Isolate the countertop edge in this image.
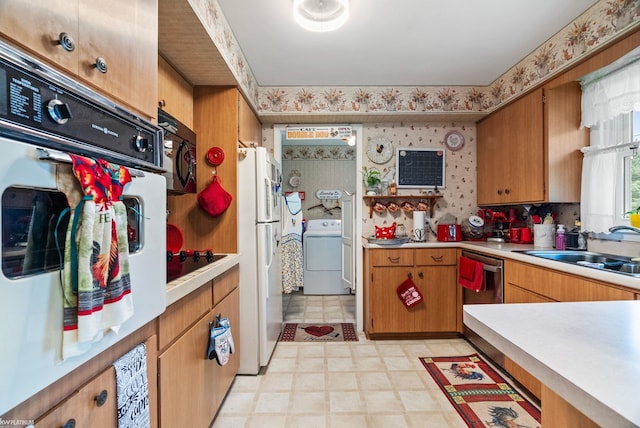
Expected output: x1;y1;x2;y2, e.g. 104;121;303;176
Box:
165;253;240;306
463;302;640;428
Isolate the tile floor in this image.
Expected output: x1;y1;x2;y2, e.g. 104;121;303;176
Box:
213;292;476;428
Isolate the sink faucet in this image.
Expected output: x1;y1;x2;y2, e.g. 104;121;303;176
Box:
608;225;640;234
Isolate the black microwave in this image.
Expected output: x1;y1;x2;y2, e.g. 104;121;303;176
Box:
158;109;196;193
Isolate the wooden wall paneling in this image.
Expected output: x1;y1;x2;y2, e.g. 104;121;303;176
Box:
176;86;237;254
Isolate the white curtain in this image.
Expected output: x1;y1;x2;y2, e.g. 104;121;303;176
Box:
581;54;640;128
580;52;640;233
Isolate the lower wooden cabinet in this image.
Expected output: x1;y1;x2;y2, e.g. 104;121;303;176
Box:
158;265;239;427
505;260;637;302
502;258;636;401
35;335;157;428
365;248;459;338
35;366;117;428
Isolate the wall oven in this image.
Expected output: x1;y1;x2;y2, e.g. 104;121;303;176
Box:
0;40;166;415
461;250;505;368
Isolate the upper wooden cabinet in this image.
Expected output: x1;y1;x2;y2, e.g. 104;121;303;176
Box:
158;55;193;128
0;0;158;119
477;83;587;206
238;95;262;147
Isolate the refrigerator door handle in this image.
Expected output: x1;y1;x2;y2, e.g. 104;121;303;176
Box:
264;223;274;299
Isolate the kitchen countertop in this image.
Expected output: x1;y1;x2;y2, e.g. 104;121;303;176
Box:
166;253;240;306
362;238;640;292
464;301;640;427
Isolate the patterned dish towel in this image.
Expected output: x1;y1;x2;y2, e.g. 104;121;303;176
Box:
62;155;134;359
113;343;150;428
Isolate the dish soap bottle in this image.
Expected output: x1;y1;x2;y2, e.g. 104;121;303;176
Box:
555;224;566;250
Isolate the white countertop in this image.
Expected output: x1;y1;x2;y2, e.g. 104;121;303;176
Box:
362;238;640;291
166;253;240;306
464;301;640;427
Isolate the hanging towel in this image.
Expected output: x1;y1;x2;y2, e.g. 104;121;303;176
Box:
281;193;303;293
62;155;134;359
113;343;150;428
458;256;485;292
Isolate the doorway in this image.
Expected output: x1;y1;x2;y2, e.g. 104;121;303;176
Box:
274;125;363;330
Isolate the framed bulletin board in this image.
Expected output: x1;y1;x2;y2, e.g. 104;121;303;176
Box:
396;148;445;189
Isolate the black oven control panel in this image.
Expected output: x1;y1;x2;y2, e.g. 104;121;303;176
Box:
0;41;163;172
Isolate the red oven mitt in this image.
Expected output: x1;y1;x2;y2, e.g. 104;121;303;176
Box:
396;277;424;309
197;175;232;217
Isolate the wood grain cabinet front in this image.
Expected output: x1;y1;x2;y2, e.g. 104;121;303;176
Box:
34;334;157;428
157;265;239;428
35;367;117;428
365;248;459;338
0;0;158;119
477;83;587;206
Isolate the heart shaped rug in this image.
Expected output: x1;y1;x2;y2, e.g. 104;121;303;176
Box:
279;323;358;342
304;325;334;337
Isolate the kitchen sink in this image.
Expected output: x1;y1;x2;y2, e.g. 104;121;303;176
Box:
517;250;640;278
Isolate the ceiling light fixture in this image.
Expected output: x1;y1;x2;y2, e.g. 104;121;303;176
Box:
293;0;349;33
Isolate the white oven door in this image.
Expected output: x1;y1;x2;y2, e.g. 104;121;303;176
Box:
0;138;166;415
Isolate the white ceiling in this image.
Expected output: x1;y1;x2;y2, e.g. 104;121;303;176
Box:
217;0;598;87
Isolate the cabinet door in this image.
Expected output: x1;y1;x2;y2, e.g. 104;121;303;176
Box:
212;287;240;408
413;266;457;332
158;55;194;128
238;95;261;147
477;89;545;205
79;0;158;118
368;266;415;333
158;312;218;428
35;367;117;428
0;0;79;74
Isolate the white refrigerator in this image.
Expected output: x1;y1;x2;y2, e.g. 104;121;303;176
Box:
237;147;283;375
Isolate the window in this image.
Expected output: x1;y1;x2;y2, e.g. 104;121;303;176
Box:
589;110;640;223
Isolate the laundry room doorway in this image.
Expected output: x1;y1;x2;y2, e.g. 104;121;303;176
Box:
274;125;363;331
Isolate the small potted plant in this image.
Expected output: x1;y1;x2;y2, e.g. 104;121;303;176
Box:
362;167;382;195
627;207;640;227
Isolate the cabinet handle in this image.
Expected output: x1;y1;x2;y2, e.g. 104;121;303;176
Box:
431;255;443;263
95;389;108;407
58;32;75;52
387;256;400;264
504;188;511;195
62;419;76;428
418;271;424;279
407;272;412;279
94;57;108;73
497;189;503;195
159;99;166;108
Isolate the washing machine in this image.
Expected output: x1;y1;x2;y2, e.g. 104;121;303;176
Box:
303;219;350;295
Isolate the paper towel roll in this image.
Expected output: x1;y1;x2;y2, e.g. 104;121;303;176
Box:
413;211;426;241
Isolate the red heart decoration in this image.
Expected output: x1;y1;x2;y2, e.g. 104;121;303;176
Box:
304;325;334;337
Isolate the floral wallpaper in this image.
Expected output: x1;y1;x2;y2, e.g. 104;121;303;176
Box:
282;145;356;161
190;0;640;117
358;124;478;238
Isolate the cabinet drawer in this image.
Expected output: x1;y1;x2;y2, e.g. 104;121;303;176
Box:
370;249;414;266
213;265;239;306
36;367;117;428
415;248;456;266
505;260;636;302
158;282;213;350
